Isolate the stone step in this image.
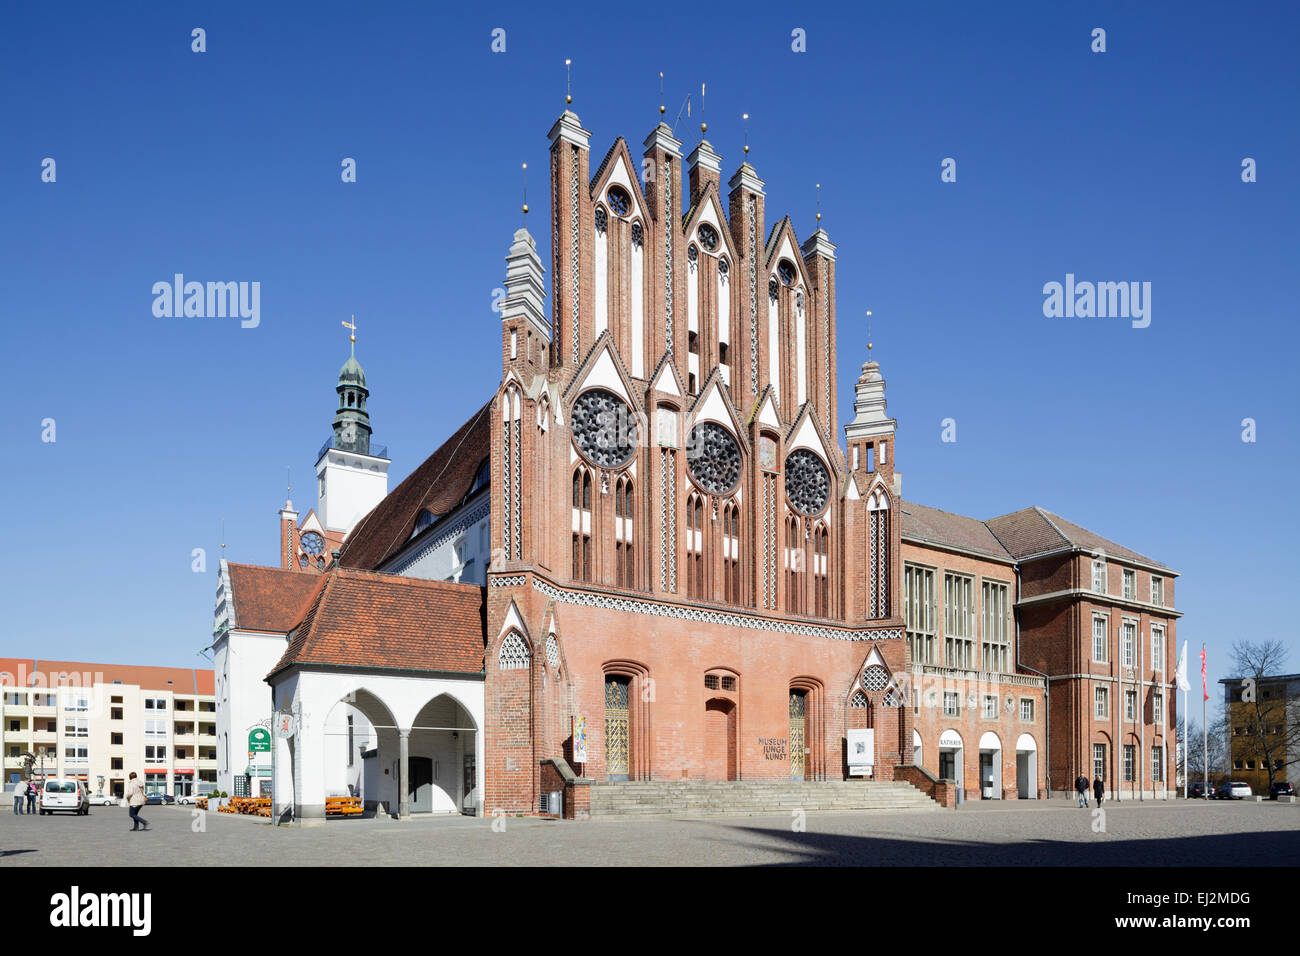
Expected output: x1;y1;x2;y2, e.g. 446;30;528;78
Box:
588;779;941;816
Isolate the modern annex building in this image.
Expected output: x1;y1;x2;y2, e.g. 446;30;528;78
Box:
216;108;1183;821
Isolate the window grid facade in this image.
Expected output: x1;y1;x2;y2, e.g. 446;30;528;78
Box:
981;579;1011;673
904;565;936;665
943;573;974;669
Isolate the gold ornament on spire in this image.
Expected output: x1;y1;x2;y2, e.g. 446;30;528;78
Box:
816;183;822;222
659;72;665;115
343;314;357;356
699;82;707;134
743;113;750;154
521;162;529;215
866;310;873;353
565;59;572;105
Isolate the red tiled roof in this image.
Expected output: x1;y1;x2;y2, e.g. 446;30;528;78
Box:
266;568;486;681
338;398;494;570
901;501;1013;562
985;506;1173;571
227;563;328;633
0;658;213;695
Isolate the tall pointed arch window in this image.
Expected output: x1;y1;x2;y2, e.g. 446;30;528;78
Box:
686;492;705;600
813;522;829;617
867;488;890;618
722;501;741;605
615;475;635;589
572;467;593;582
786;515;804;615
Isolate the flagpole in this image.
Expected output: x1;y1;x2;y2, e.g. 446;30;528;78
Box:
1201;642;1208;799
1182;683;1187;799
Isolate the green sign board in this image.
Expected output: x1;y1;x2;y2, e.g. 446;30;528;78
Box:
248;728;272;753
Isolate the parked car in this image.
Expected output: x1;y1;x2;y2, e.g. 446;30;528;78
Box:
1214;781;1253;800
39;779;89;815
88;793;120;806
176;793;198;805
1269;781;1294;800
144;792;176;806
1188;781;1213;799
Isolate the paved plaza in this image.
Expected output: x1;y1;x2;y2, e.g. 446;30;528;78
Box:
2;799;1296;867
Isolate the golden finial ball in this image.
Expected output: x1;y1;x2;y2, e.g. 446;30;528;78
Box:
659;104;666;114
700;122;707;134
743;144;749;154
522;203;529;214
867;342;873;350
816;212;821;221
566;94;572;104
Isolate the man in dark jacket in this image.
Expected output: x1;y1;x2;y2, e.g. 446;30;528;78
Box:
1093;775;1105;806
1075;772;1090;807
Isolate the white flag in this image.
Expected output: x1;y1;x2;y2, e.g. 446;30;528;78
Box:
1175;640;1190;692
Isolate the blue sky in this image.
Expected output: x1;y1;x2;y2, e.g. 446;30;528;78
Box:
2;1;1296;696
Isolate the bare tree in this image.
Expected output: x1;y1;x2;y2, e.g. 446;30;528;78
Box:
1227;640;1298;793
1176;708;1227;786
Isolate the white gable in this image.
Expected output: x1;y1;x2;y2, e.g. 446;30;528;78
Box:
497;600;530;644
692;197;727;257
576;343;630;403
690;378;738;432
603;153;644;222
298;511;324;535
652;359;680;396
756;392;780;429
788;413;831;461
775;234;804;285
861;647;888;671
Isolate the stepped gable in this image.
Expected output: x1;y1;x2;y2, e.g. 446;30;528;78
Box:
337;398;494;570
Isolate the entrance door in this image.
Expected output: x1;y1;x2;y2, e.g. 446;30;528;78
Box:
789;691;807;780
980;752;994;798
605;677;630;781
409;756;433;813
704;699;737;780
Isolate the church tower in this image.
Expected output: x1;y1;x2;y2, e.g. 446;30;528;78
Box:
315;327;390;536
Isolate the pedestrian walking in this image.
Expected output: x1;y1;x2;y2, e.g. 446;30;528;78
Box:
25;779;36;814
126;772;148;831
12;780;26;815
1093;775;1105;807
1075;772;1090;808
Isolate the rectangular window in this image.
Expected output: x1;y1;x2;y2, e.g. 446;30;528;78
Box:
943;573;974;669
1092;558;1107;594
347;715;354;768
1095;686;1108;719
1153;691;1163;724
1123;744;1135;782
145;719;167;738
904;565;936;665
110;757;123;770
1093;743;1106;781
943;691;960;717
1121;621;1136;667
982;695;997;719
1092;616;1108;663
1150;576;1164;606
111;707;123;721
66;718;89;738
144;745;167;764
1151;746;1163;782
144;698;168;712
1020;698;1034;722
1122;568;1136;600
980;579;1012;673
64;746;89;763
1151;626;1164;674
1125;689;1137;721
64;692;90;713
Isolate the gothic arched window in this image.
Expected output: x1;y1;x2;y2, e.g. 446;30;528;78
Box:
786;515;804;615
616;475;635;589
572;467;593;582
686;492;705;600
813;522;829;617
867;488;890;619
499;631;530;671
723;501;741;605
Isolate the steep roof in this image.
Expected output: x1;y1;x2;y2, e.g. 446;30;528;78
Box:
266;568;486;681
227;563;327;633
985;506;1174;571
338;398;494;570
0;658;214;695
901;501;1013;562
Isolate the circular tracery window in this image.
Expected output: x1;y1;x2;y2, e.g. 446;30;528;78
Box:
571;389;638;468
778;260;797;286
785;449;830;514
607;186;631;217
686;421;741;495
697;223;719;252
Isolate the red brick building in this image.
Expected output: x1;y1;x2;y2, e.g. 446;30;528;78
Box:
225;107;1181;819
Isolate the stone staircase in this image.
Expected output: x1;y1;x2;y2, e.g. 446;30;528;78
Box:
589;779;942;818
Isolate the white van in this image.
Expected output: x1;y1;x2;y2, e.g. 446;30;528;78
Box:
40;779;90;815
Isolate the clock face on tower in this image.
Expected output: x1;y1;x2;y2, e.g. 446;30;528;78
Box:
301;532;325;555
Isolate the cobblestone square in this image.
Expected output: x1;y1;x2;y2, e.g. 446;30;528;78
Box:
2;800;1295;867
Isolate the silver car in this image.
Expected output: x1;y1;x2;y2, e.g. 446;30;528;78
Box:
39;779;90;815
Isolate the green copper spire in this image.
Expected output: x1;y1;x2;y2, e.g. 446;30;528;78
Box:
332;317;371;455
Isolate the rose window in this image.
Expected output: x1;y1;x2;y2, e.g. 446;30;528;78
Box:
571;389;637;469
784;449;829;515
686;421;741;495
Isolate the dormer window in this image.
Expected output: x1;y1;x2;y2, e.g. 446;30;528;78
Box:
414;509;438;533
471;458;491;493
606;185;631;217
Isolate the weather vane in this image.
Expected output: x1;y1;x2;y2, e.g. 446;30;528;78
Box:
342;314;357;355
